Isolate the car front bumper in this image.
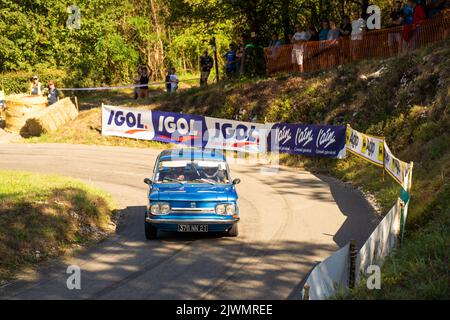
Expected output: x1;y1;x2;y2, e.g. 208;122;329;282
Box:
145;215;239;232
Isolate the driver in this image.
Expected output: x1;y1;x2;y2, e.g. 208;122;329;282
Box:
167;166;186;181
203;166;226;183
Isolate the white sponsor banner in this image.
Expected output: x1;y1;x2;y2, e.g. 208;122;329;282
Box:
302;244;350;300
355;201;400;282
204;116;269;153
346;126;384;167
102;105;154;140
383;142;412;190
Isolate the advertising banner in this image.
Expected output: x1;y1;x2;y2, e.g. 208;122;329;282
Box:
151;110;207;148
101;105;154;140
204;116;269;153
268;123;346;158
383;142;412;190
346;126;384;166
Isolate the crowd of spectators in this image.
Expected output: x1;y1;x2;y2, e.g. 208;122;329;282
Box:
265;0;448;70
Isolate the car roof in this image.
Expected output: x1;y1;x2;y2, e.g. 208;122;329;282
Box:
159;148;226;161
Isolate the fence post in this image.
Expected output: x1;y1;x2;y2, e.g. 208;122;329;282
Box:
302;284;310;300
349;239;357;288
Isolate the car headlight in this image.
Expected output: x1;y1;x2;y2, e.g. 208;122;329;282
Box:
216;204;236;215
225;204;236;215
160;203;171;214
150;202;171;215
215;204;226;215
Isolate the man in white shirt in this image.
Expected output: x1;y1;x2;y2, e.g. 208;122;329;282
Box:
350;10;365;60
291;24;311;72
169;68;179;92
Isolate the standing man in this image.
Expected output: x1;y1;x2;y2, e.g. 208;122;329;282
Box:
224;44;237;78
139;66;149;98
165;68;172;93
169;68;179;93
199;49;214;87
30;75;42;96
46;80;60;105
388;1;404;55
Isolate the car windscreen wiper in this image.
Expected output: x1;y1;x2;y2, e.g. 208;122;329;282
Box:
194;178;216;185
162;177;185;184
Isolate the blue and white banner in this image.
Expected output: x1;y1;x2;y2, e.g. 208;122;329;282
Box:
204;117;269;153
151;110;206;148
101;104;346;157
102;104;154;140
267;123;347;158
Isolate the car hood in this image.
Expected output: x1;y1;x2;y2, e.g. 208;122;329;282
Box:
150;183;236;202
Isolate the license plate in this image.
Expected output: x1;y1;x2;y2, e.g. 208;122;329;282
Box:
177;224;208;232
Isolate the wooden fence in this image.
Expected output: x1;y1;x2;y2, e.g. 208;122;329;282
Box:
264;10;450;75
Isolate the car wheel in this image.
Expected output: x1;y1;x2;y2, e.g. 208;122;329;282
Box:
226;223;239;237
145;222;158;240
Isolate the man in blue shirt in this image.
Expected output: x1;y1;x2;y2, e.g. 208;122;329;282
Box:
224;44;237;77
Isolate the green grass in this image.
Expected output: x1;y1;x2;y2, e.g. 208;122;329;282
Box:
0;170;116;282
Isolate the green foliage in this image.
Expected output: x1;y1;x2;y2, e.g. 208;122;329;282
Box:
0;69;67;94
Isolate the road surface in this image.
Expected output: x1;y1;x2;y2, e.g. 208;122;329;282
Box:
0;143;378;299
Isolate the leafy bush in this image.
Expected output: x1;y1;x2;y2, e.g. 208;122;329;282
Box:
1;69;67;94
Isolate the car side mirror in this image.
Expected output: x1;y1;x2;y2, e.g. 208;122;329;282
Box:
144;178;152;185
232;178;241;185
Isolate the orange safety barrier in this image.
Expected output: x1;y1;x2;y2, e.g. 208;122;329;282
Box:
264;10;450;75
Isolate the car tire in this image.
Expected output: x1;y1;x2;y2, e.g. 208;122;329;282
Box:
226;223;239;237
145;222;158;240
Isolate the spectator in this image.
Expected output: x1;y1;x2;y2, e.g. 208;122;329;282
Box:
402;0;415;48
165;69;172;93
267;34;282;61
388;1;404;55
268;34;281;47
133;66;141;99
428;0;446;18
224;43;237;77
319;20;330;41
291;24;311;43
351;9;365;60
339;15;352;37
139;66;149;98
46;80;60;105
327;20;340;40
308;24;319;41
199;49;214;86
169;68;179;92
411;0;427;49
291;24;311;72
29;75;42;96
236;37;245;75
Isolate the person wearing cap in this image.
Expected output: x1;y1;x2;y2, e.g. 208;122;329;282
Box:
30;76;42;96
46;80;60;105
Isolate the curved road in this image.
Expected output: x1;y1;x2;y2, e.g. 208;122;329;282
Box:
0;143;378;299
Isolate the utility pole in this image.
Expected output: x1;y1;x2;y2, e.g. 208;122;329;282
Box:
210;37;220;83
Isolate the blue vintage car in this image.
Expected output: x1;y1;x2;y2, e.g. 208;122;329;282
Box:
144;148;241;239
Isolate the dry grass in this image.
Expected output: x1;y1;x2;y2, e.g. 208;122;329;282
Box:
0;170;116;282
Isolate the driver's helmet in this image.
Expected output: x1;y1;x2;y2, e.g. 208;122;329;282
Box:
203;166;219;178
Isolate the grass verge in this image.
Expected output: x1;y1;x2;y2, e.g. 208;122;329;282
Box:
0;170;116;283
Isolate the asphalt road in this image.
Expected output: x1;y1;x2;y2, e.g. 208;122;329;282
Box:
0;143;378;299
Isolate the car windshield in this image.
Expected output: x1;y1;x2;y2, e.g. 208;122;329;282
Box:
155;160;230;184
